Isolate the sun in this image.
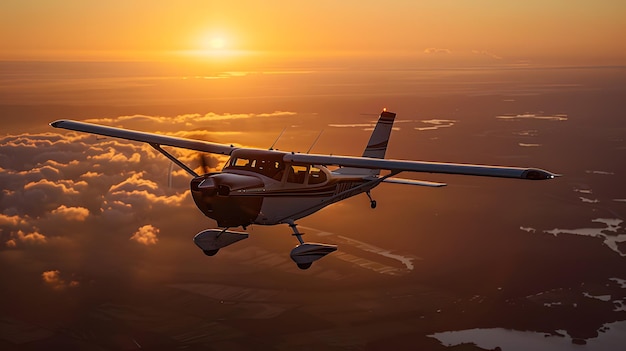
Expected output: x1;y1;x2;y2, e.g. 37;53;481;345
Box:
183;30;249;60
198;32;230;52
209;37;226;50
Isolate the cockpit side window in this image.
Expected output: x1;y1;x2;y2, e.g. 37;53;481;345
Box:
308;166;327;184
287;165;308;184
265;160;284;180
232;158;251;168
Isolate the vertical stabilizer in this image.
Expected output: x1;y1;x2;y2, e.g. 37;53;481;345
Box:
362;110;396;159
336;110;396;176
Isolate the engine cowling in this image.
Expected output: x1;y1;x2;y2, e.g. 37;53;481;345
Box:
190;172;264;227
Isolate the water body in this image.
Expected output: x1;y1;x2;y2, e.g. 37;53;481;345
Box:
430;321;626;351
544;218;626;256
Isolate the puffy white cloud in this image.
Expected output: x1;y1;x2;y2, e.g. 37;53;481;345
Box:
41;270;62;288
105;189;190;212
16;230;47;244
41;270;79;290
89;147;142;163
24;179;82;196
0;213;22;226
130;224;159;245
50;205;89;221
109;172;159;193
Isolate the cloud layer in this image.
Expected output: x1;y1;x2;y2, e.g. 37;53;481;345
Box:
2;112;297;274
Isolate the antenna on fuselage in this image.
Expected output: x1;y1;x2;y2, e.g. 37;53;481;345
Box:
269;127;287;150
306;130;324;154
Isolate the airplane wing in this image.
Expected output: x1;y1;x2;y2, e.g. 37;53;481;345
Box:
284;153;557;180
50;119;237;155
51;119;557;180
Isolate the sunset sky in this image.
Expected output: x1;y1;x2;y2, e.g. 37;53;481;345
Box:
2;1;625;64
2;1;626;349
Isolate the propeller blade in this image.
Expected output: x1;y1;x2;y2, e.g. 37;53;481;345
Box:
199;153;210;175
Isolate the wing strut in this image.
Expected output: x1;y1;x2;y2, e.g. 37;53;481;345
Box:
150;143;199;177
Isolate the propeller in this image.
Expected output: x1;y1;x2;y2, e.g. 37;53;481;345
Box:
199;153;211;175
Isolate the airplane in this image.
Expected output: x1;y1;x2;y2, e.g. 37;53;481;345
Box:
50;110;558;269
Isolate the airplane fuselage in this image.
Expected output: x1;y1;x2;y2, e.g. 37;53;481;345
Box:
190;148;374;228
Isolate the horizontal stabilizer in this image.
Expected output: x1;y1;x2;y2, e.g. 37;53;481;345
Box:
382;178;446;187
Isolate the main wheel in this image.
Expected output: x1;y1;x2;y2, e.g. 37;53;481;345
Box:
297;263;312;270
203;249;219;256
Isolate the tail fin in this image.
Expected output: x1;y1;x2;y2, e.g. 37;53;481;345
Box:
362;110;396;159
336;110;396;176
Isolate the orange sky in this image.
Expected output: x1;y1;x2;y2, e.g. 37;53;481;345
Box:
1;1;625;64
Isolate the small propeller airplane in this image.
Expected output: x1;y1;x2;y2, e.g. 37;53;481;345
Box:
51;110;558;269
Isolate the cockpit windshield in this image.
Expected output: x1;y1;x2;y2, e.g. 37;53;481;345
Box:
225;153;285;180
225;151;327;184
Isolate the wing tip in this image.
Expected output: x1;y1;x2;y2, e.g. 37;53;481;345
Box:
49;120;68;128
521;168;560;180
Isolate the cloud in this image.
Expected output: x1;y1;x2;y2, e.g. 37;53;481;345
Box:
496;113;568;121
41;270;62;287
0;213;22;226
5;178;88;218
50;205;89;221
0;110;283;268
16;230;47;244
471;49;503;60
84;111;297;127
424;48;452;54
106;187;189;212
415;119;458;131
130;224;159;245
0;213;41;248
24;179;82;196
88;147;142;163
41;270;79;290
109;172;159;193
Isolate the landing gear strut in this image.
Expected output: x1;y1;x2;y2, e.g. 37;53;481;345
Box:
287;221;337;270
289;222;305;245
366;191;377;209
